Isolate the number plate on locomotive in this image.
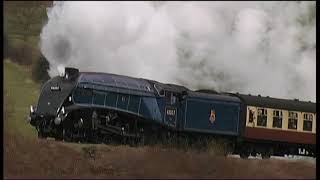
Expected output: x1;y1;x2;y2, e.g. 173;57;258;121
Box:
166;108;176;116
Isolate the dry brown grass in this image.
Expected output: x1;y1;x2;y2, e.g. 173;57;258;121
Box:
4;133;316;179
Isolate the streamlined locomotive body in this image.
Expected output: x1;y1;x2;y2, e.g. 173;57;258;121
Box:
28;67;316;158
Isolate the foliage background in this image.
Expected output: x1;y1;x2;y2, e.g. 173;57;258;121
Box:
4;1;53;83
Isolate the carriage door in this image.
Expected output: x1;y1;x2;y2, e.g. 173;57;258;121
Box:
164;91;178;127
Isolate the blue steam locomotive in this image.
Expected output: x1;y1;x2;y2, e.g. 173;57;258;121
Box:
28;67;316;158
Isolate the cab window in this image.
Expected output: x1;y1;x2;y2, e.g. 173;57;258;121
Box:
165;91;177;105
303;113;313;131
159;90;165;96
171;94;177;104
154;84;165;96
273;110;283;128
257;108;267;127
288;111;298;130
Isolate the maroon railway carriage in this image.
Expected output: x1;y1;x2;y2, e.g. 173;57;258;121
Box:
235;94;316;158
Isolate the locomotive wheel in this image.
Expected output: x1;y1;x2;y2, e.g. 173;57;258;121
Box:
63;129;73;142
54;128;64;141
240;152;250;159
160;131;168;145
103;136;112;145
177;135;189;150
261;147;272;159
36;121;47;139
37;127;47;139
223;143;234;157
121;136;129;145
55;135;63;141
137;127;146;146
128;137;138;147
261;149;271;159
261;152;271;159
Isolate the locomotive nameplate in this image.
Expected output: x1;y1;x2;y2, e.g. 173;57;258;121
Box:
50;86;61;91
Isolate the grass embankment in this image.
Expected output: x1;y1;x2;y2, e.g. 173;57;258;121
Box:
4;59;40;138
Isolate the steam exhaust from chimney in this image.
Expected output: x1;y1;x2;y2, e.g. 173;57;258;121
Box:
40;1;316;101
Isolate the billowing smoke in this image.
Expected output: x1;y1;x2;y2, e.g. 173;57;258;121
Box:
40;1;316;101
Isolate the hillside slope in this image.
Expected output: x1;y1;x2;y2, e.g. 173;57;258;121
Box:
4;60;39;137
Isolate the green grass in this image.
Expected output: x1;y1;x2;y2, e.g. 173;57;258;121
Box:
4;59;40;138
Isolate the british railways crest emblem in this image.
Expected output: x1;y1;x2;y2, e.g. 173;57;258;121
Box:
209;109;216;123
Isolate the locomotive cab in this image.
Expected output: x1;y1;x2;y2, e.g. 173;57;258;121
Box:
154;83;189;128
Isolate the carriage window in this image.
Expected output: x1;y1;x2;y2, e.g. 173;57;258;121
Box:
288;111;298;130
273;110;283;128
303;113;313;131
248;109;255;123
257;108;267;127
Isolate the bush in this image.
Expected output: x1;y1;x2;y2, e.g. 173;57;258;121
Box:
32;54;50;83
7;41;35;66
4;33;36;65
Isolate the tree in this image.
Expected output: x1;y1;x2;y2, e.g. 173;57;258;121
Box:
4;33;9;59
32;54;50;83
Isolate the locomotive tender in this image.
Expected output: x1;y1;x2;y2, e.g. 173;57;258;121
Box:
28;67;316;158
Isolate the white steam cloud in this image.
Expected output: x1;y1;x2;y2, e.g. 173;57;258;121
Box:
40;1;316;101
